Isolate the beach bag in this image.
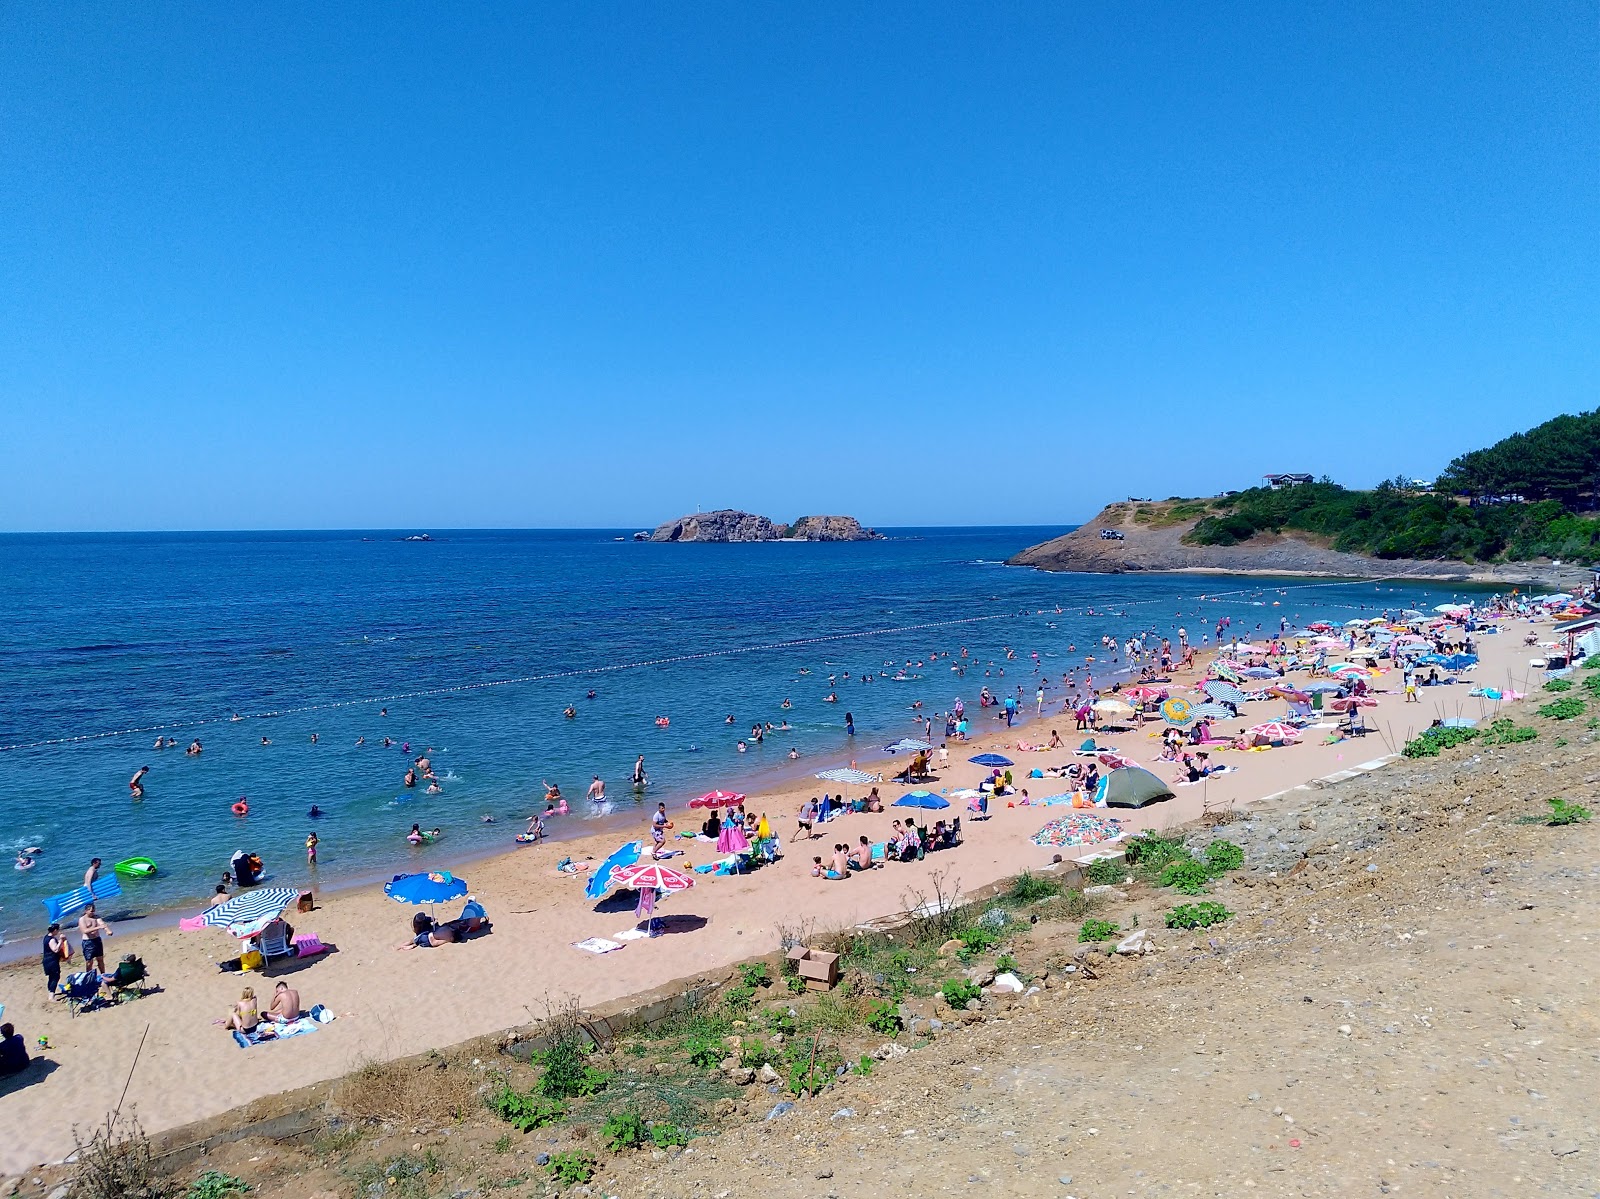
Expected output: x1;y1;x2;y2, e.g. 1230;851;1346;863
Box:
239;949;264;972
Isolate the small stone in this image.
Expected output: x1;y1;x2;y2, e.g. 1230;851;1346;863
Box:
929;1018;944;1031
535;1153;551;1166
1550;1141;1580;1157
815;1168;834;1179
47;1189;70;1199
719;1056;738;1073
965;998;981;1012
731;1067;755;1085
1338;1024;1353;1036
990;972;1024;993
1058;1176;1074;1187
1115;929;1150;956
832;1107;856;1119
765;1101;795;1121
758;1063;780;1084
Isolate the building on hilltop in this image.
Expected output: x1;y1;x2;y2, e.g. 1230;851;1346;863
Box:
1262;473;1314;489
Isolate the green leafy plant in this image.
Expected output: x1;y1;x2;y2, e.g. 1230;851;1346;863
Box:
1537;697;1586;721
941;977;981;1006
1165;902;1233;930
739;961;771;989
1483;718;1538;744
855;1053;874;1077
786;1036;842;1097
722;983;757;1013
545;1152;596;1185
187;1172;250;1199
488;1082;567;1132
650;1122;693;1149
684;1032;727;1070
1007;871;1062;902
1084;858;1124;886
786;974;808;994
1078;919;1119;942
864;1000;901;1035
1123;833;1190;872
1543;677;1574;692
994;953;1018;974
602;1110;649;1152
1203;839;1244;874
1546;797;1593;825
1554;736;1569;747
1402;725;1482;758
956;924;1002;954
763;1007;798;1037
1158;858;1212;895
491;1134;513;1154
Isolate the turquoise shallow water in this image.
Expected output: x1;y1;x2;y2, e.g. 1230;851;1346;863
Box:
0;527;1476;936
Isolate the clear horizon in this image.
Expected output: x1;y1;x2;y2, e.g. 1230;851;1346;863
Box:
3;4;1595;532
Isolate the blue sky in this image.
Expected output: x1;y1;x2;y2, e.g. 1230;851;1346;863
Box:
2;3;1595;531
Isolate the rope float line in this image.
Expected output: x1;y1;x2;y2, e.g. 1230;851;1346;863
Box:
0;574;1455;754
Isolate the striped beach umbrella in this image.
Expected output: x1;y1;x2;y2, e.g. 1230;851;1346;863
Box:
1200;680;1249;707
815;768;876;785
198;887;300;939
1247;722;1301;741
1191;702;1237;721
883;738;933;754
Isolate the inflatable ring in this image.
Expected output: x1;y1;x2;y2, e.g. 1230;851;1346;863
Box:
231;800;249;816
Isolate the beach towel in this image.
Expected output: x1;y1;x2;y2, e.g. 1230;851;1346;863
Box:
232;1005;333;1048
572;937;623;954
613;927;650;941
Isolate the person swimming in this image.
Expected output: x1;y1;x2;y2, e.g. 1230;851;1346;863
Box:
307;804;324;818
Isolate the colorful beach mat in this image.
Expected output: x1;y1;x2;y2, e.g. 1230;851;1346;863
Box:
1030;813;1126;849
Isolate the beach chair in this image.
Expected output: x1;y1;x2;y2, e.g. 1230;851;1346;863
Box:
949;817;963;846
58;970;105;1017
103;955;152;1004
257;920;294;964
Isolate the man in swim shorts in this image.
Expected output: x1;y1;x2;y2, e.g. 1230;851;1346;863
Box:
78;903;111;975
586;775;606;802
650;803;670;858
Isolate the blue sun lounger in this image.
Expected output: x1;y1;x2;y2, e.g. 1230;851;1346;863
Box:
42;876;123;924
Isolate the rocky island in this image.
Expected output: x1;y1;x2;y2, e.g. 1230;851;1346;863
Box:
649;509;881;543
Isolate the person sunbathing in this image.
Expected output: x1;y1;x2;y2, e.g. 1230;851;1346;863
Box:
266;980;301;1023
850;836;875;870
225;987;260;1034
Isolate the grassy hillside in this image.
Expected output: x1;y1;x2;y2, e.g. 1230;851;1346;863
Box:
1183;481;1600;564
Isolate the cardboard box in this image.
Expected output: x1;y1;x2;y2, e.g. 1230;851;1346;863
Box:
786;946;840;991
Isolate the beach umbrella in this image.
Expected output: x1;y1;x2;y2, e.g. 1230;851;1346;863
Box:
883;738;933;754
1092;698;1133;716
1434;603;1469;614
1210;661;1244;683
1224;642;1266;655
1344;647;1382;660
198;886;301;939
689;790;745;809
1302;681;1344;693
1161;697;1194;724
1328;663;1367;675
1247;722;1301;742
1098;766;1175;809
1328;696;1378;711
1191;702;1236;721
610;862;695;894
1121;685;1168;702
1031;813;1125;848
968;753;1014;767
815;768;876;785
1200;680;1248;707
1097;750;1137;770
893;790;950;810
1241;667;1278;679
384;871;469;906
1439;653;1478;671
586;840;643;900
716;821;750;854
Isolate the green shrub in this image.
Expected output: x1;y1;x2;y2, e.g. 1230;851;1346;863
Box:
1078;919;1119;942
684;1032;726;1070
602;1111;649;1152
545;1152;596;1185
864;1000;901;1035
785;974;807;994
1483;718;1538;744
1546;797;1593;825
1203;839;1244;874
1158;859;1212;895
786;1037;843;1097
1538;697;1587;721
488;1083;567;1132
994;953;1018;975
1007;871;1062;902
1165;902;1233;930
763;1007;798;1037
1543;677;1574;692
188;1173;250;1199
1084;858;1124;885
739;962;771;989
1124;833;1190;872
855;1054;874;1077
650;1123;692;1149
956;924;1002;954
941;978;981;1006
1402;725;1481;758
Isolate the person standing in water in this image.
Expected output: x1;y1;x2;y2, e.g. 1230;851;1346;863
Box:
586;775;606;803
632;755;648;788
129;766;149;799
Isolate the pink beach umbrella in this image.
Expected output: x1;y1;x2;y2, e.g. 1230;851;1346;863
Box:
1328;696;1378;711
1121;685;1168;703
715;821;751;854
610;862;695;894
1246;722;1301;742
689;790;745;810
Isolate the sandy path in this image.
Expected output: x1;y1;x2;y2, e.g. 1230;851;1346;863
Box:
0;614;1544;1173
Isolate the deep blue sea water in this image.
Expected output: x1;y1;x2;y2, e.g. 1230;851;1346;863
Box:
0;528;1478;936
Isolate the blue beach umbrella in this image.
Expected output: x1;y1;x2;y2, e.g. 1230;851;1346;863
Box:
1301;681;1344;693
199;886;301;938
1191;703;1237;721
893;790;950;810
1201;681;1249;707
385;871;469;906
968;753;1014;768
586;840;644;901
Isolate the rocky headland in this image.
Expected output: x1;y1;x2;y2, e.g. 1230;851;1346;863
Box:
1009;501;1586;588
649;510;880;543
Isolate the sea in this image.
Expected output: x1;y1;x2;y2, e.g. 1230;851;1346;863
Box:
0;527;1485;941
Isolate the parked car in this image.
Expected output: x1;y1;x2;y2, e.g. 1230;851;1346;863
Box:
1099;528;1125;541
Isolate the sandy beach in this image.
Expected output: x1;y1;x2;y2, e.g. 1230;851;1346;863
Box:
0;607;1551;1174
